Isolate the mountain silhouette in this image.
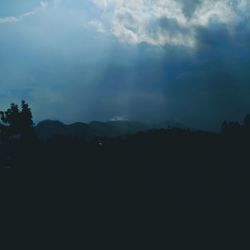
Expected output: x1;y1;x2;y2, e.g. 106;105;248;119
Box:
35;120;185;140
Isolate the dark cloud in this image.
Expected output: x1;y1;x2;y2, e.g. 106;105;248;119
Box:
156;19;250;130
180;0;202;18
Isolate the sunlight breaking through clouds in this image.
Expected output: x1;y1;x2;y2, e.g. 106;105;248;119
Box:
91;0;250;47
0;0;250;129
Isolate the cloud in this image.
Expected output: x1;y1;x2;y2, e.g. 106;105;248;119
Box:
0;11;36;25
89;19;106;33
53;0;62;9
0;1;48;25
90;0;250;47
40;1;48;8
111;115;128;121
0;16;19;24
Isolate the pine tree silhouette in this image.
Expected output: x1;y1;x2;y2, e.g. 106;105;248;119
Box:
0;101;33;139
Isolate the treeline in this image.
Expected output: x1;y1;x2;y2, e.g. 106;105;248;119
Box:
0;101;34;141
1;101;250;175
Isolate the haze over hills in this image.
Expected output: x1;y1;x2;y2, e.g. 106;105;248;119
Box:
35;120;186;140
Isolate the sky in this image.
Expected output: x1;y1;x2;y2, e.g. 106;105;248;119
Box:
0;0;250;130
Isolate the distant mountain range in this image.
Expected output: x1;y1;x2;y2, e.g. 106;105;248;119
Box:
35;120;185;140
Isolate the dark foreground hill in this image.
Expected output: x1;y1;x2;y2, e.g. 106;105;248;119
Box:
1;114;250;248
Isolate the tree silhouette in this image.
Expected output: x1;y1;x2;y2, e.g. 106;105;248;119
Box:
244;114;250;129
221;121;228;133
0;101;33;139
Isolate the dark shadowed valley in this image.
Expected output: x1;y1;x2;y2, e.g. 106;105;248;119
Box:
0;101;249;249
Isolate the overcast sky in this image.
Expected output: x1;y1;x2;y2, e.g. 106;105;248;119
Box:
0;0;250;130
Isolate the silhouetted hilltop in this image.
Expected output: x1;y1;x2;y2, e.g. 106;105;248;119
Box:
106;120;150;135
35;119;184;140
89;121;118;137
35;120;96;140
149;121;187;130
